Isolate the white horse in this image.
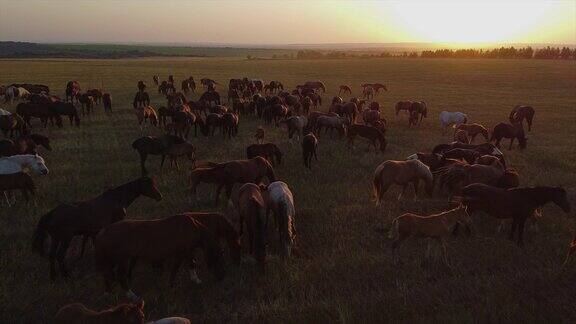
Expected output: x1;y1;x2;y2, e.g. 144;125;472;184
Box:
439;111;468;134
0;154;49;175
265;181;296;257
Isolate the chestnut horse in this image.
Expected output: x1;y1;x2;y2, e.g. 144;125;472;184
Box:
454;129;470;144
389;205;471;266
32;177;163;279
233;183;267;273
55;301;145;324
339;85;352;96
135;106;158;128
491;122;527;150
189;157;276;205
509;105;535;131
185;212;241;266
95;214;225;298
347;124;387;152
455;184;570;246
454;123;489;142
373;159;433;204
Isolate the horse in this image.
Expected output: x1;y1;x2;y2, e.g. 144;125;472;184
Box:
153;75;159;85
0;154;49;175
347;124;387;152
189;157;276;205
395;101;412;116
509;105;535;131
16;102;63;128
254;127;265;143
264;181;296;257
454;123;489;142
77;93;95;115
303;81;326;93
408;101;427;125
95;214;225;298
332;102;358;122
0;134;51;157
437;157;505;194
389;205;471;266
54;301;145;324
162;142;195;170
454;129;470;144
86;89;103;105
361;109;380;125
300;96;313;114
232;183;267;273
199;90;221;106
362;86;374;100
135;106;159;128
32;177;163;279
339;85;352;96
302;133;318;169
51;101;81;126
65;81;81;103
247;143;283;166
490;122;527;150
204;113;223;136
442;148;480;164
0;172;35;206
133;91;150;109
362;83;387;93
373;159;433;204
103;93;112;112
0;113;27;137
454;184;570;246
280;116;307;141
222;112;239;139
439;111;468;134
132;135;187;175
315;115;348;138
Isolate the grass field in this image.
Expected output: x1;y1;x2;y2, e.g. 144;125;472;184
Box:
0;57;575;323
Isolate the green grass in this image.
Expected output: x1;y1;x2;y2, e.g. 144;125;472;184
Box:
0;58;575;323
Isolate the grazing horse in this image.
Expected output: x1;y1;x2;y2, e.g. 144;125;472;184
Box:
0;112;27;137
265;181;296;257
454;123;489;142
389;205;471;266
347;124;387;152
302;81;325;93
362;86;375;100
54;301;145;324
0;134;51;157
222;112;239;139
438;157;505;194
439;111;468;134
78;93;95;115
302;133;318;169
65;81;80;103
16;103;63;128
362;83;387;93
32;177;163;279
52;101;81;126
95;214;225;298
395;101;412;116
280;116;307;141
247;143;283;166
86;89;103;105
409;101;427;124
491;122;527;150
102;93;112;112
132;135;187;175
315;115;348;138
133;91;150;109
199;90;221;107
0;154;49;175
135;106;158;128
509;105;535;131
373;159;433;204
339;85;352;96
189;157;276;205
455;184;570;246
233;183;267;273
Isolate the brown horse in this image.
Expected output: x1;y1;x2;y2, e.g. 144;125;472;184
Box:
65;81;80;103
185;212;241;266
454;129;470;144
0;113;27;137
455;184;570;246
302;133;318;169
233;183;267;273
133;91;150;109
16;102;63;128
491;122;527;150
95;214;225;297
373;159;434;204
222;112;239;139
32;177;163;279
339;85;352;96
347;124;387;152
0;133;51;157
389;205;471;266
86;89;103;105
132;135;188;175
77;93;95;115
54;301;145;324
442;148;480;164
454;123;489;142
0;172;35;206
509;105;535;131
135;106;158;128
247;143;283;166
439;157;505;194
189;157;276;205
51;101;81;126
153;75;159;85
362;83;387;93
395;101;412;116
432;142;505;166
254;127;265;143
102;93;112;112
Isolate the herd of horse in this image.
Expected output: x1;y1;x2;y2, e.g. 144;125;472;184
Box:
0;74;572;322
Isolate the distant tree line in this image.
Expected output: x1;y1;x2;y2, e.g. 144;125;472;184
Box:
296;46;576;60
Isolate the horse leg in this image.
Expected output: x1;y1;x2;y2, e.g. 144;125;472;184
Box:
509;218;518;242
76;235;90;261
509;138;514;150
188;258;202;284
57;238;72;278
3;191;11;207
517;217;527;247
214;183;224;206
128;257;137;279
412;180;419;200
440;239;451;267
169;258;184;286
139;153;148;176
49;240;60;280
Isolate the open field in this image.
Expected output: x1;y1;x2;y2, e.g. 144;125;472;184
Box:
0;58;575;323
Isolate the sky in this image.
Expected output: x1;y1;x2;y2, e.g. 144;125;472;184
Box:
0;0;574;45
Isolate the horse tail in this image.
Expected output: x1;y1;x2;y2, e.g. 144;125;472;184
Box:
32;208;56;255
373;164;385;206
388;217;399;240
278;201;293;257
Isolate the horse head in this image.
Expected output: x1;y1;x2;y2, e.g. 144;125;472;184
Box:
31;154;49;175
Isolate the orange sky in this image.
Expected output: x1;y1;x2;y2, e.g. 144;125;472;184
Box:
0;0;574;45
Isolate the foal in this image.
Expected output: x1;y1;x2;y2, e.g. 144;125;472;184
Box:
389;205;471;266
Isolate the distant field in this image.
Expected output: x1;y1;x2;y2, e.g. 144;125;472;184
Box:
0;58;575;323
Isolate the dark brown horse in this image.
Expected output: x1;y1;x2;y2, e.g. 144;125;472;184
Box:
32;177;163;279
0;133;51;157
509;105;535;131
302;133;318;169
222;112;239;139
185;212;241;266
132;135;187;175
491;122;527;150
246;143;283;166
16;103;63;128
77;93;95;115
102;93;112;112
233;183;267;273
456;184;570;246
133;91;150;109
95;214;225;297
339;85;352;96
51;101;81;126
347;124;387;152
55;301;145;324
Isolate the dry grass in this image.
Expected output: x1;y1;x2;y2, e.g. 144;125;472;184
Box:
0;57;575;323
